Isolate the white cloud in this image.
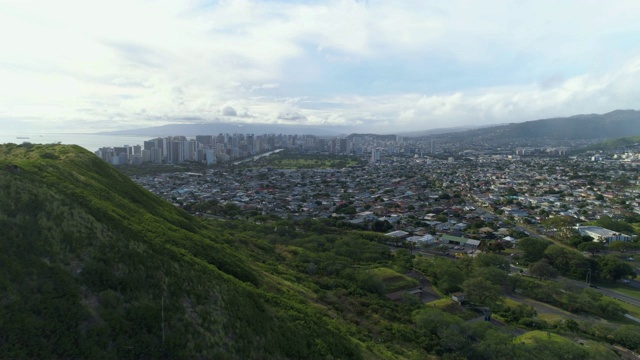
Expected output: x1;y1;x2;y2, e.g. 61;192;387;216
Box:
2;0;640;133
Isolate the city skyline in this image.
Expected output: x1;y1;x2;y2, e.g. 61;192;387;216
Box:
3;1;640;134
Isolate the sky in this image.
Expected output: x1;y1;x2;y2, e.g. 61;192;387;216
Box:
2;0;640;134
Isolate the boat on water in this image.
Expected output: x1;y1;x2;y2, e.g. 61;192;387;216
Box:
16;136;30;139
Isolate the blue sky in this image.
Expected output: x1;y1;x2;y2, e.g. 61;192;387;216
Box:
2;0;640;134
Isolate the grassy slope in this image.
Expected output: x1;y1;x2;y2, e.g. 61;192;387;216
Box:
0;144;362;359
515;331;619;359
370;267;419;293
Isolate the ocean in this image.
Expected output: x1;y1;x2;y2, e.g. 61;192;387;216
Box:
0;133;155;152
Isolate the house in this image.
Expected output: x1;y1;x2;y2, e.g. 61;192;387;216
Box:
406;234;436;245
575;226;632;244
440;235;480;248
435;222;451;231
385;230;409;238
440;234;466;245
481;214;496;222
452;292;465;304
478;227;495;234
453;222;468;231
466;239;481;248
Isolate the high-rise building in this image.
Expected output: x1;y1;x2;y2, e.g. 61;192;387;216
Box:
182;140;197;161
205;149;216;165
317;139;326;152
143;140;157;151
142;149;152;162
152;148;163;164
339;138;348;154
167;141;183;163
196;135;213;147
371;148;380;163
330;139;337;153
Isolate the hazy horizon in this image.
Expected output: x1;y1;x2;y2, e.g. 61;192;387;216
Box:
3;1;640;134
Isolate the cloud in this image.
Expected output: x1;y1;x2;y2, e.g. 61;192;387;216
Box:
221;105;238;117
101;41;169;69
276;98;307;122
278;111;307;121
3;1;640;133
250;83;279;92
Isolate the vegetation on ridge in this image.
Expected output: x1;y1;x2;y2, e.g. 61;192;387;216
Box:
0;144;360;359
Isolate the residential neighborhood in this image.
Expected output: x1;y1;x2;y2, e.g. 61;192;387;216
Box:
124;134;640;254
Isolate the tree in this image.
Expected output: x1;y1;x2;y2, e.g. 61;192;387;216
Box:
529;260;559;280
394;249;414;273
517;237;551;263
473;266;508;285
597;255;636;282
355;270;385;294
609;241;638;254
469;323;523;359
544;245;594;279
435;244;450;255
543;245;574;275
474;253;510;271
461;277;502;306
563;319;579;333
435;214;448;222
413;307;461;336
596;216;635;235
437;266;466;294
483;240;506;253
371;220;393;233
542;215;578;239
566;233;592;247
577;241;605;256
613;325;640;351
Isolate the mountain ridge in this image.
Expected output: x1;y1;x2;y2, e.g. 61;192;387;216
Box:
457;109;640;140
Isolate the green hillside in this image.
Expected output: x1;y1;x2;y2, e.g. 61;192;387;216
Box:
0;143;362;359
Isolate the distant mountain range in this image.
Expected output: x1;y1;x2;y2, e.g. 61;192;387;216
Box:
432;110;640;142
98;109;640;142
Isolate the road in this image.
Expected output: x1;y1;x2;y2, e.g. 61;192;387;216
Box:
468;199;640;308
508;264;640;308
626;278;640;289
561;278;640;308
504;292;582;321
